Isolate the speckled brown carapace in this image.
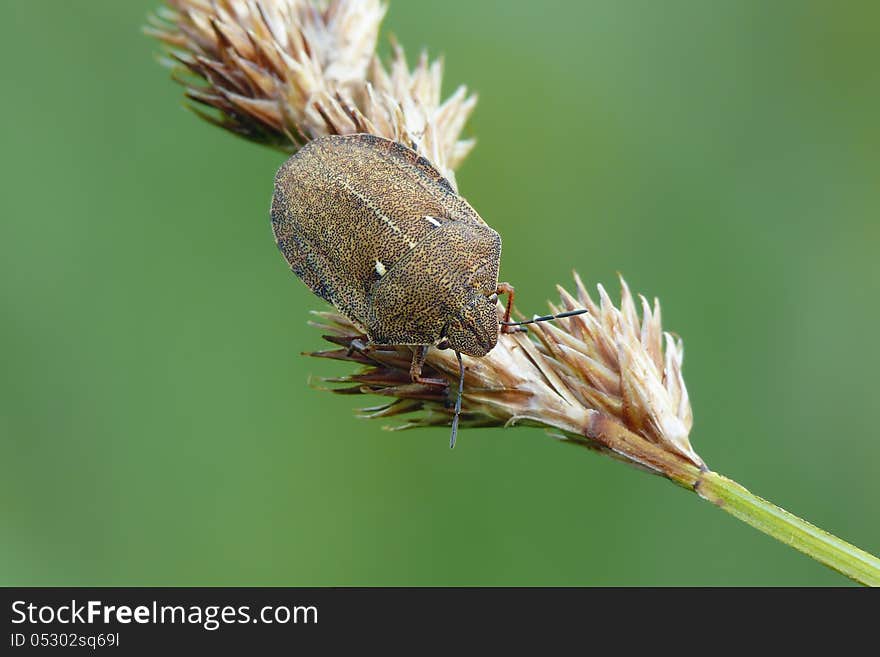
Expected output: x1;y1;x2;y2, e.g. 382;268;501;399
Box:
271;134;502;357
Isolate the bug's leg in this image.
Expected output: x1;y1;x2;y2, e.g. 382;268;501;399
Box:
498;282;515;324
497;282;527;333
409;344;428;380
409;345;446;387
449;351;465;449
346;337;372;357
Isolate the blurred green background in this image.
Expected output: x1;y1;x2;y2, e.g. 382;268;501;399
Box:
2;0;878;586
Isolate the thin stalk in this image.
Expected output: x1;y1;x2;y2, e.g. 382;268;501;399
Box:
694;471;880;586
564;417;880;586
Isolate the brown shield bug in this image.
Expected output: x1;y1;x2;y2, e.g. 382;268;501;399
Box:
271;134;584;447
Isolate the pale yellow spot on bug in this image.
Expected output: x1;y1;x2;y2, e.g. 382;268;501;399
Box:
425;215;441;227
375;259;387;276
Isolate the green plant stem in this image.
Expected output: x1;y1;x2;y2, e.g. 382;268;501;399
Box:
566;416;880;585
694;470;880;586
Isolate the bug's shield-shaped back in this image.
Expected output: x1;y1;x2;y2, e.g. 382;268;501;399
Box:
272;133;502;356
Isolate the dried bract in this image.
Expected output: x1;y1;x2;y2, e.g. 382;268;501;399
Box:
310;274;704;478
147;0;476;185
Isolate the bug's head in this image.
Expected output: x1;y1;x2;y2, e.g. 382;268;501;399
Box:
441;289;499;357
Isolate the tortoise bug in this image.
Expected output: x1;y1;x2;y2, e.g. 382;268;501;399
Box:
271;134;585;447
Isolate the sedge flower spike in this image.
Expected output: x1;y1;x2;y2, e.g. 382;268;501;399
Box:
309;274;704;475
146;0;476;187
148;0;880;585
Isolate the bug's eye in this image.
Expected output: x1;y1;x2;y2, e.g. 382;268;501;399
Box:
487;293;498;303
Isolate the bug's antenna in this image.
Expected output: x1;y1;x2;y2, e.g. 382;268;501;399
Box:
450;351;465;449
500;308;589;327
